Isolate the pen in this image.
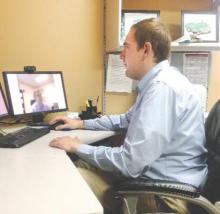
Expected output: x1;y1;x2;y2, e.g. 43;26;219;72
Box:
88;99;93;107
96;96;99;106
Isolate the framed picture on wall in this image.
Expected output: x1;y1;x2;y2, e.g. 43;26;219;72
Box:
181;11;219;43
121;10;160;44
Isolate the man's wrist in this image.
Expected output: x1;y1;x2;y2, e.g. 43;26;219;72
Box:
80;120;85;129
70;141;81;153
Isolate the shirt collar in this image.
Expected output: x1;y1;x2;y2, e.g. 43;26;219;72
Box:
137;60;169;92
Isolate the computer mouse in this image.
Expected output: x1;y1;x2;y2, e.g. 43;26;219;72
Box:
49;120;65;130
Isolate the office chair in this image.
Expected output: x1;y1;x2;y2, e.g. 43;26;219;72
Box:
114;100;220;214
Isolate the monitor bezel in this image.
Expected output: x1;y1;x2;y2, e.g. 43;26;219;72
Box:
3;71;68;117
0;83;9;119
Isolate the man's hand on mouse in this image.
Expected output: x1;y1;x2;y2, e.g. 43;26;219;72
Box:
49;136;82;153
49;116;84;130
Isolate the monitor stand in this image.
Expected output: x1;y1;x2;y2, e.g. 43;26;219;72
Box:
27;113;49;127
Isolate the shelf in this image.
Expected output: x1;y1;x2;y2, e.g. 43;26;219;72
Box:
171;42;220;52
106;42;220;54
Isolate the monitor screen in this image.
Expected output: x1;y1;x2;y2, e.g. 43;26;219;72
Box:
0;83;8;119
3;72;68;116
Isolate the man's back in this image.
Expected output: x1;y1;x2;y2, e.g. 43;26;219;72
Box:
135;63;207;188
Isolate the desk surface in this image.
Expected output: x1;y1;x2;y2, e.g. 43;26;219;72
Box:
0;128;115;214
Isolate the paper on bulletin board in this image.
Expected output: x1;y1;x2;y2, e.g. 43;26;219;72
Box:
106;54;133;93
183;53;210;88
183;53;210;111
192;84;208;112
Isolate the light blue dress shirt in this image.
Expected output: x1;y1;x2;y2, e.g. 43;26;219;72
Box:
76;60;207;188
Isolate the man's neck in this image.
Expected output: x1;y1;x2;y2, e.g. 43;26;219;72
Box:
138;60;157;80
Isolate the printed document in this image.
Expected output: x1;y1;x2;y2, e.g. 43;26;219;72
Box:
183;53;210;111
106;54;133;93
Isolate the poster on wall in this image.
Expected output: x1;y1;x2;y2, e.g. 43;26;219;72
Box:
120;10;160;44
181;11;219;43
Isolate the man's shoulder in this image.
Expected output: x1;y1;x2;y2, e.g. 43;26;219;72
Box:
155;68;193;93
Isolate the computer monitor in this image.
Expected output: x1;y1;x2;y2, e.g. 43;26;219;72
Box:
0;83;9;119
3;71;68;123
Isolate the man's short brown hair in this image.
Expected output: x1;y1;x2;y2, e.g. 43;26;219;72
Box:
132;18;171;63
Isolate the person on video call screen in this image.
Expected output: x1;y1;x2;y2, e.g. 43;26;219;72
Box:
31;89;50;112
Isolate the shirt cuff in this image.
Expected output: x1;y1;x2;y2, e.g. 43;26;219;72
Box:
84;119;97;130
75;143;95;159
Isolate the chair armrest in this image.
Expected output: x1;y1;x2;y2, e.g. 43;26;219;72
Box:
114;178;200;198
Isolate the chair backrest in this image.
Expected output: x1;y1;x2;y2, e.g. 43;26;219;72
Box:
203;100;220;202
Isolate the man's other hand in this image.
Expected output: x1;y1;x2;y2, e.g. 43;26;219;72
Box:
49;136;82;153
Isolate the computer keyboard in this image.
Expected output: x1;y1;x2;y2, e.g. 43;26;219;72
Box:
0;127;50;148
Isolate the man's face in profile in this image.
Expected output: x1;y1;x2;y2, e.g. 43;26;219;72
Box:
120;28;147;80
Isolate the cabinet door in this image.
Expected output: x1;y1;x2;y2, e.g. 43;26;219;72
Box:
105;0;122;51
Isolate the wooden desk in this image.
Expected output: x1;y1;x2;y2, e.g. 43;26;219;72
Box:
0;129;115;214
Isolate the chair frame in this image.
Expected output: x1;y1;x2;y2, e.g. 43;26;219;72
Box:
114;179;220;214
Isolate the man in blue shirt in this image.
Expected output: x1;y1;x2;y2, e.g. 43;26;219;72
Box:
50;18;207;213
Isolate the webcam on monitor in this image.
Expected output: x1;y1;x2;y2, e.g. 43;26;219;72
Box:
24;66;36;73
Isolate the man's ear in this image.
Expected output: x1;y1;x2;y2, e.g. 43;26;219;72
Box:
143;42;152;56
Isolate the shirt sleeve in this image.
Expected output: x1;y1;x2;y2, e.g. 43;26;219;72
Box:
76;83;177;177
84;106;134;131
